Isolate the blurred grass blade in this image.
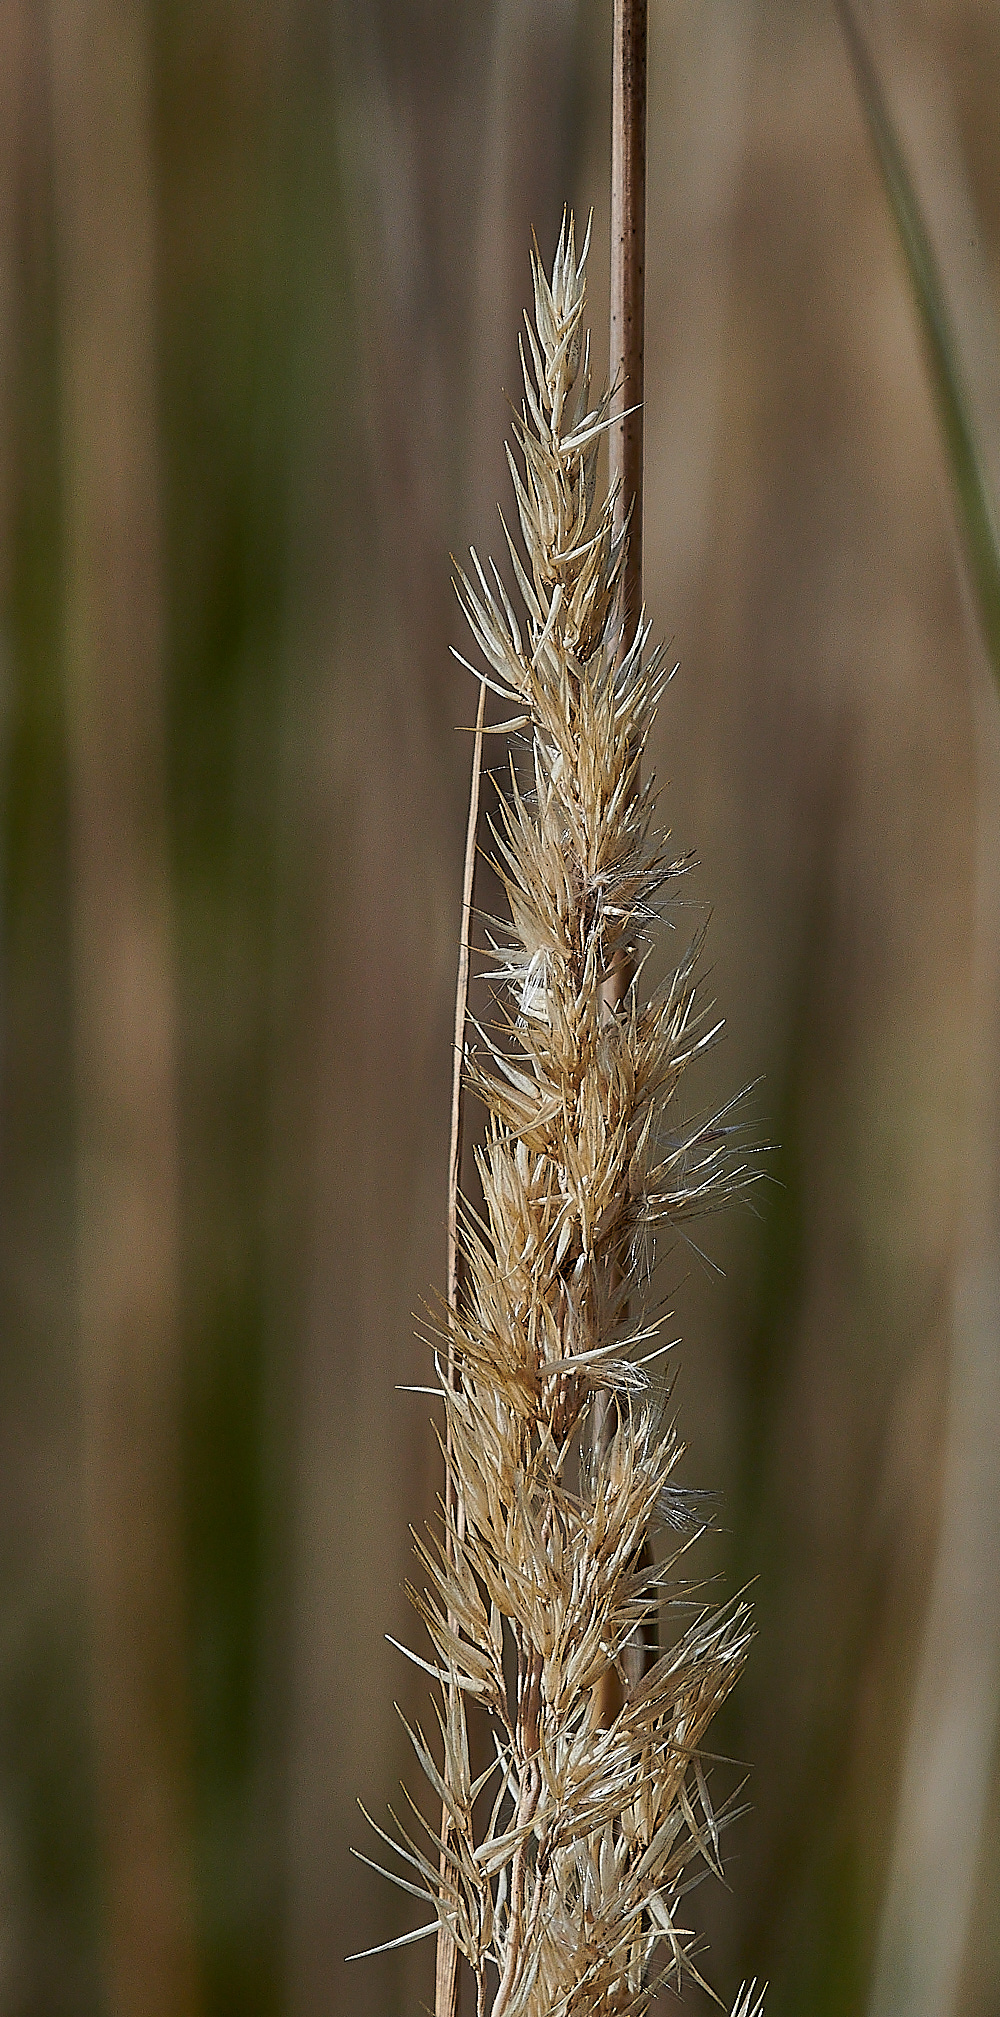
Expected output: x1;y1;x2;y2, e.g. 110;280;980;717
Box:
834;0;1000;680
49;0;201;2010
837;23;1000;2017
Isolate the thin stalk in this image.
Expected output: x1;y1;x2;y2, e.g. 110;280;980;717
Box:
447;680;488;1318
435;677;486;2017
598;0;651;1715
610;0;648;651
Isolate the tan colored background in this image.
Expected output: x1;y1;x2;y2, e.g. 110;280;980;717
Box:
0;2;998;2014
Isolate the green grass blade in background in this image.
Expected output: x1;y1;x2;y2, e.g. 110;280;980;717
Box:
834;0;1000;681
836;19;1000;2017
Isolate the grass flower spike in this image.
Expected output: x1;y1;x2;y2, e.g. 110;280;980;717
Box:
355;216;754;2017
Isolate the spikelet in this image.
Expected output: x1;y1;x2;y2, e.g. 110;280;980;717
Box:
354;216;754;2017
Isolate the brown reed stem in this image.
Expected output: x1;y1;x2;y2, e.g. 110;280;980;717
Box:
596;0;652;1721
610;0;647;651
447;679;488;1320
436;677;486;2017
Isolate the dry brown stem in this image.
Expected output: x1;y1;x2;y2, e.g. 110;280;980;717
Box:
610;0;647;652
437;675;487;2017
597;0;651;1722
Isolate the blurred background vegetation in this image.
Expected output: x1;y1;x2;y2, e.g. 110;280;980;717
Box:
1;2;999;2015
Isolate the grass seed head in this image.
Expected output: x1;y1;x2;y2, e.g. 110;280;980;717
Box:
358;213;755;2017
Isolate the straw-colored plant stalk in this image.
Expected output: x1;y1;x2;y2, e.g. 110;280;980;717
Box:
354;216;755;2017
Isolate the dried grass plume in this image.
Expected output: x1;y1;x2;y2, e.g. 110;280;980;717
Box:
354;215;758;2017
